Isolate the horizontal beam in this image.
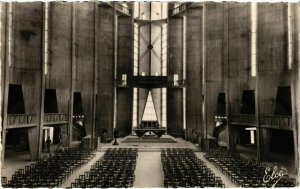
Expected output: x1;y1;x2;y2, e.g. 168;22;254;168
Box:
44;121;68;126
6;124;38;129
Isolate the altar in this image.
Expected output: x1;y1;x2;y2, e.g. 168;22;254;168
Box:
133;121;166;138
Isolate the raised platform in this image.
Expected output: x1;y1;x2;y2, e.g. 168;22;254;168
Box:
98;135;199;152
122;134;177;143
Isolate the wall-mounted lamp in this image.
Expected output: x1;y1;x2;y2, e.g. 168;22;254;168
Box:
174;74;179;86
122;74;127;86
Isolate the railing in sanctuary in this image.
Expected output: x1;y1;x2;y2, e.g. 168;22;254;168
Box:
260;115;292;128
230;114;256;124
44;113;68;123
7;114;37;126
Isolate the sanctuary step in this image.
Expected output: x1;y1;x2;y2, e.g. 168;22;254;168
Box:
122;135;177;143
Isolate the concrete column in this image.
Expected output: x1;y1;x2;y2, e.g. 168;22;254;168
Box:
92;1;98;143
202;3;207;139
37;2;48;159
96;4;115;138
116;16;133;136
1;2;8;163
258;128;272;161
228;125;238;151
113;7;117;131
291;82;298;173
290;3;298;177
167;17;183;137
68;2;76;146
223;2;233;150
28;127;39;160
186;4;204;140
253;2;261;161
61;124;69;147
293;3;300;184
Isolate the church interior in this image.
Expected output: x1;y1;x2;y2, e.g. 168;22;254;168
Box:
0;1;300;188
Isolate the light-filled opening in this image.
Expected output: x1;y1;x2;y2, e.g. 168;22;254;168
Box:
288;3;293;70
251;3;257;77
161;88;167;127
132;88;138;127
142;91;158;121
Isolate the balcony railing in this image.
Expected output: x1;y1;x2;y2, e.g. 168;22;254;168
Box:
107;2;132;16
231;114;256;124
169;3;192;16
115;2;131;16
260;115;292;128
44;113;68;124
230;114;293;129
7;114;37;126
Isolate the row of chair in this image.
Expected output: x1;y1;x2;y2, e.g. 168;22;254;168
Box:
2;148;95;188
69;148;138;188
161;148;225;188
204;149;295;187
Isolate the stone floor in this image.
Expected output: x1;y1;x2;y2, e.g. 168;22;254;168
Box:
195;153;234;188
133;152;164;188
61;151;105;188
237;144;297;178
1;135;296;188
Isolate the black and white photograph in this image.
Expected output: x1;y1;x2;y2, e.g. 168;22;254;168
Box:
0;1;299;188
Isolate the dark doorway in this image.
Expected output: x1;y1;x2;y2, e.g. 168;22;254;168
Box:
237;128;250;145
73;92;84;115
5;128;29;151
237;127;256;145
44;89;59;113
274;86;292;116
269;130;294;155
7;84;25;114
53;126;61;144
216;93;226;116
241;90;255;114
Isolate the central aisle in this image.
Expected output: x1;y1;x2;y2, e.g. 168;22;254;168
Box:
133;152;164;188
